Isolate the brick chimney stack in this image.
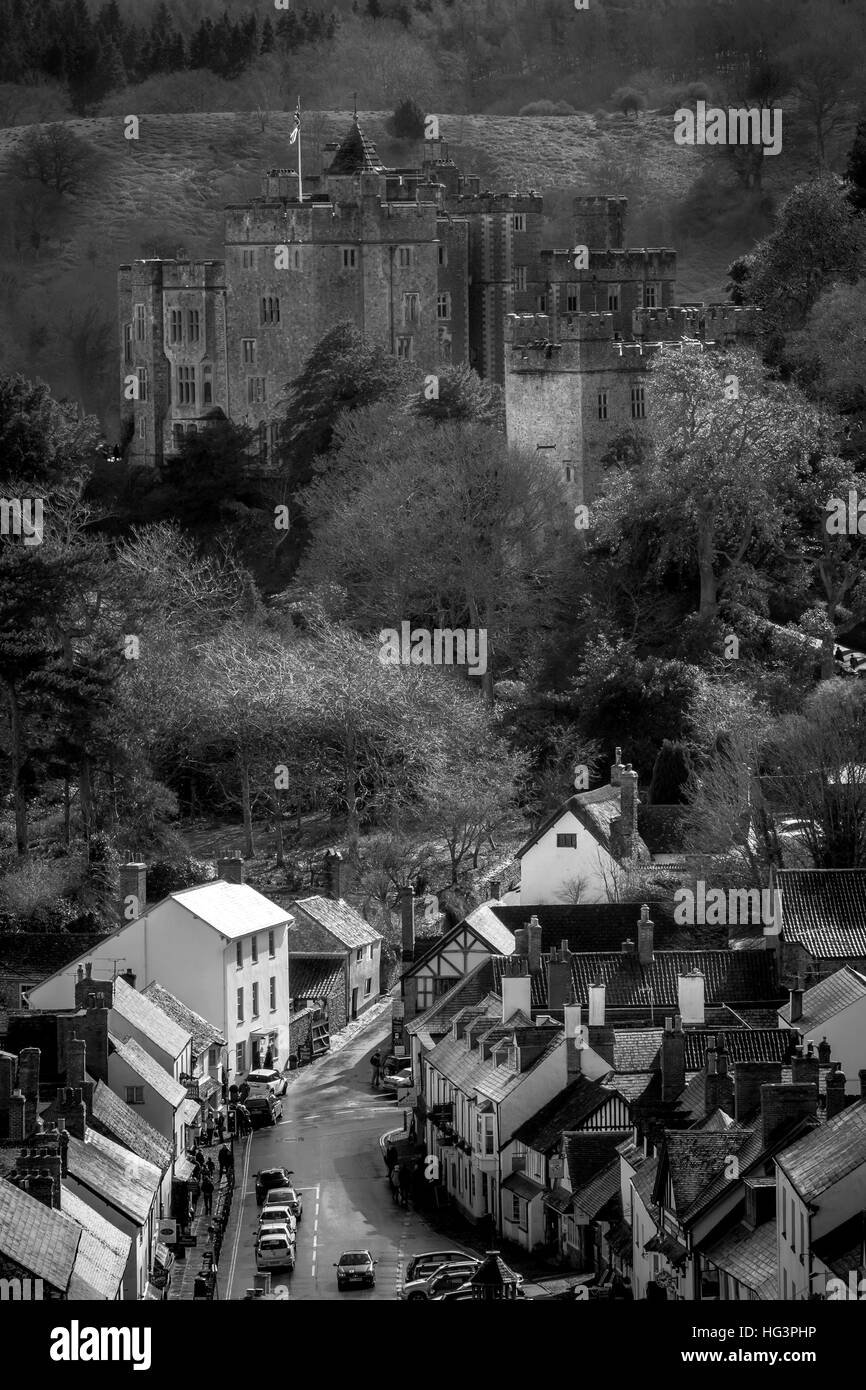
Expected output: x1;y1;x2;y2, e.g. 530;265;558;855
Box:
15;1146;62;1208
760;1083;817;1148
619;767;639;859
564;1001;583;1079
119;860;147;925
678;968;705;1025
734;1062;783;1122
63;997;109;1085
9;1089;25;1140
610;747;624;787
817;1036;831;1064
637;904;654;967
53;1086;87;1141
487;880;501;901
217;849;245;885
588;980;606;1027
18;1047;40;1137
825;1067;847;1119
547;942;572;1013
400;887;415;965
74;962;114;1012
791;1045;819;1089
0;1050;15;1135
788;978;803;1024
661;1016;685;1102
501;956;532;1024
526;915;542;973
705;1039;734;1117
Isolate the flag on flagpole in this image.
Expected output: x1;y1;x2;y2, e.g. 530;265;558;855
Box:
289;97;301;145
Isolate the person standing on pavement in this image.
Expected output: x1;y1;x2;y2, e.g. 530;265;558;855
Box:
370;1050;382;1088
216;1110;225;1143
201;1171;214;1215
217;1143;233;1185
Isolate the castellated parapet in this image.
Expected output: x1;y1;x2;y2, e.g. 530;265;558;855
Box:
573;195;628;249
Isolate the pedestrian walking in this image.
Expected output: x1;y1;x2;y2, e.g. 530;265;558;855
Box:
385;1143;398;1175
189;1173;201;1216
205;1156;216;1179
201;1173;214;1215
217;1143;233;1185
237;1103;250;1136
370;1050;382;1088
216;1111;225;1142
206;1115;215;1146
390;1163;401;1202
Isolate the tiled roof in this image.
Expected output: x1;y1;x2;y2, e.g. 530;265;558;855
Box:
405;958;497;1038
326;118;386;175
702;1218;778;1294
663;1128;758;1221
171;881;291;940
290;896;381;949
563;1133;630;1190
570;1157;621;1219
502;1170;545;1202
685;1030;790;1069
89;1080;173;1172
0;932;105;978
141;981;225;1054
777;869;866;959
512;1075;622;1152
0;1175;79;1291
407;905;515;975
427;1017;561;1104
108;1032;187;1108
60;1187;131;1300
603;1071;659;1104
491;949;780;1011
67;1129;161;1226
778;966;866;1030
290;956;344;999
113;976;190;1059
776;1100;866;1201
491;902;683;954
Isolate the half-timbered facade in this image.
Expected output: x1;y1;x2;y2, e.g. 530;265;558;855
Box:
500;1075;631;1253
401;903;514;1045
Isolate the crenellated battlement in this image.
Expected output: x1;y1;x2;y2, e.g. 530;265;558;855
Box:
505;311;618;346
702;303;761;337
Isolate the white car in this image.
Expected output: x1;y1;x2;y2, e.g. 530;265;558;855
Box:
256;1231;295;1272
244;1068;288;1097
259;1204;297;1235
400;1260;481;1301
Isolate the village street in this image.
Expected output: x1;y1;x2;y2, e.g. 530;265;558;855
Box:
223;1009;465;1301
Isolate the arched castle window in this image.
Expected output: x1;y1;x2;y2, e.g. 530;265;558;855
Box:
202;365;213;405
260;296;280;325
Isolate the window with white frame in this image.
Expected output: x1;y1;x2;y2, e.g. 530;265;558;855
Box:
511;1193;521;1222
557;832;578;848
270;976;276;1011
437;292;451;320
416;977;434;1009
125;1086;145;1105
252;981;259;1016
643;283;658;309
237;987;244;1022
260;296;280;324
235;1042;245;1074
251;936;258;964
365;977;372;995
268;930;275;958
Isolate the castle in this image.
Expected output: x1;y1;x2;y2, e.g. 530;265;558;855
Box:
118;115;758;502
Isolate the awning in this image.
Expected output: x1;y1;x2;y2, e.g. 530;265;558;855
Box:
180;1098;201;1126
150;1243;174;1289
501;1171;546;1203
174;1154;195;1181
198;1076;219;1102
543;1185;575;1215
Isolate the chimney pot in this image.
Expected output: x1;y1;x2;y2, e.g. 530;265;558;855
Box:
526;916;542;973
217;853;245;886
610;747;624;787
788;978;804;1024
817;1036;831;1065
826;1068;847;1119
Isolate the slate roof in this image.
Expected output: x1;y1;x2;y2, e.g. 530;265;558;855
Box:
171;881;291;939
0;932;105;978
603;1071;659;1104
490;902;682;954
563;1133;630;1189
141;981;225;1055
60;1187;131;1300
778;966;866;1030
108;1032;187;1108
502;1171;545;1202
702;1218;778;1295
777;869;866;959
491;949;780;1011
326;118;387;175
426;1017;561;1104
291;956;344;999
662;1128;759;1222
630;1154;659;1215
776;1100;866;1201
0;1175;79;1292
290;896;381;950
67;1129;161;1226
570;1156;622;1219
112;976;190;1060
405;958;497;1039
89;1080;173;1172
512;1075;623;1152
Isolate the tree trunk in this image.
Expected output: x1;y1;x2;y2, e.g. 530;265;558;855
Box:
697;533;719;621
79;754;93;841
5;681;28;856
240;760;255;858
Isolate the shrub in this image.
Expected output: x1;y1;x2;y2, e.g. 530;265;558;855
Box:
388;96;426;140
611;86;645;118
12;124;94;194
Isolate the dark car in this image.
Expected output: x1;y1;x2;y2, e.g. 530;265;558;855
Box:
255;1167;294;1205
246;1095;282;1128
335;1251;376;1290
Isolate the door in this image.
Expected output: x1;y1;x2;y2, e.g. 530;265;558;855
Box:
351;987;359;1019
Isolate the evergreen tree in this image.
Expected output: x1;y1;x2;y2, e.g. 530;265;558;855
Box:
260;16;275;54
648;740;693;804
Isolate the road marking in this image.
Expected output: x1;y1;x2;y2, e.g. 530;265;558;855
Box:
225;1137;253;1301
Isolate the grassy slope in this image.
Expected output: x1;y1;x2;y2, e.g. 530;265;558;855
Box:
0;106;851;418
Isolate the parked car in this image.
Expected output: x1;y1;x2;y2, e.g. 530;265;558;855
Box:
256;1230;295;1272
264;1186;303;1221
405;1250;476;1283
335;1251;377;1290
245;1068;288;1097
257;1220;296;1246
400;1260;481;1301
246;1094;282;1128
259;1204;297;1235
255;1167;293;1205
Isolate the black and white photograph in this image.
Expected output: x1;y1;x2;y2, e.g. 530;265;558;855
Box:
1;0;866;1364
